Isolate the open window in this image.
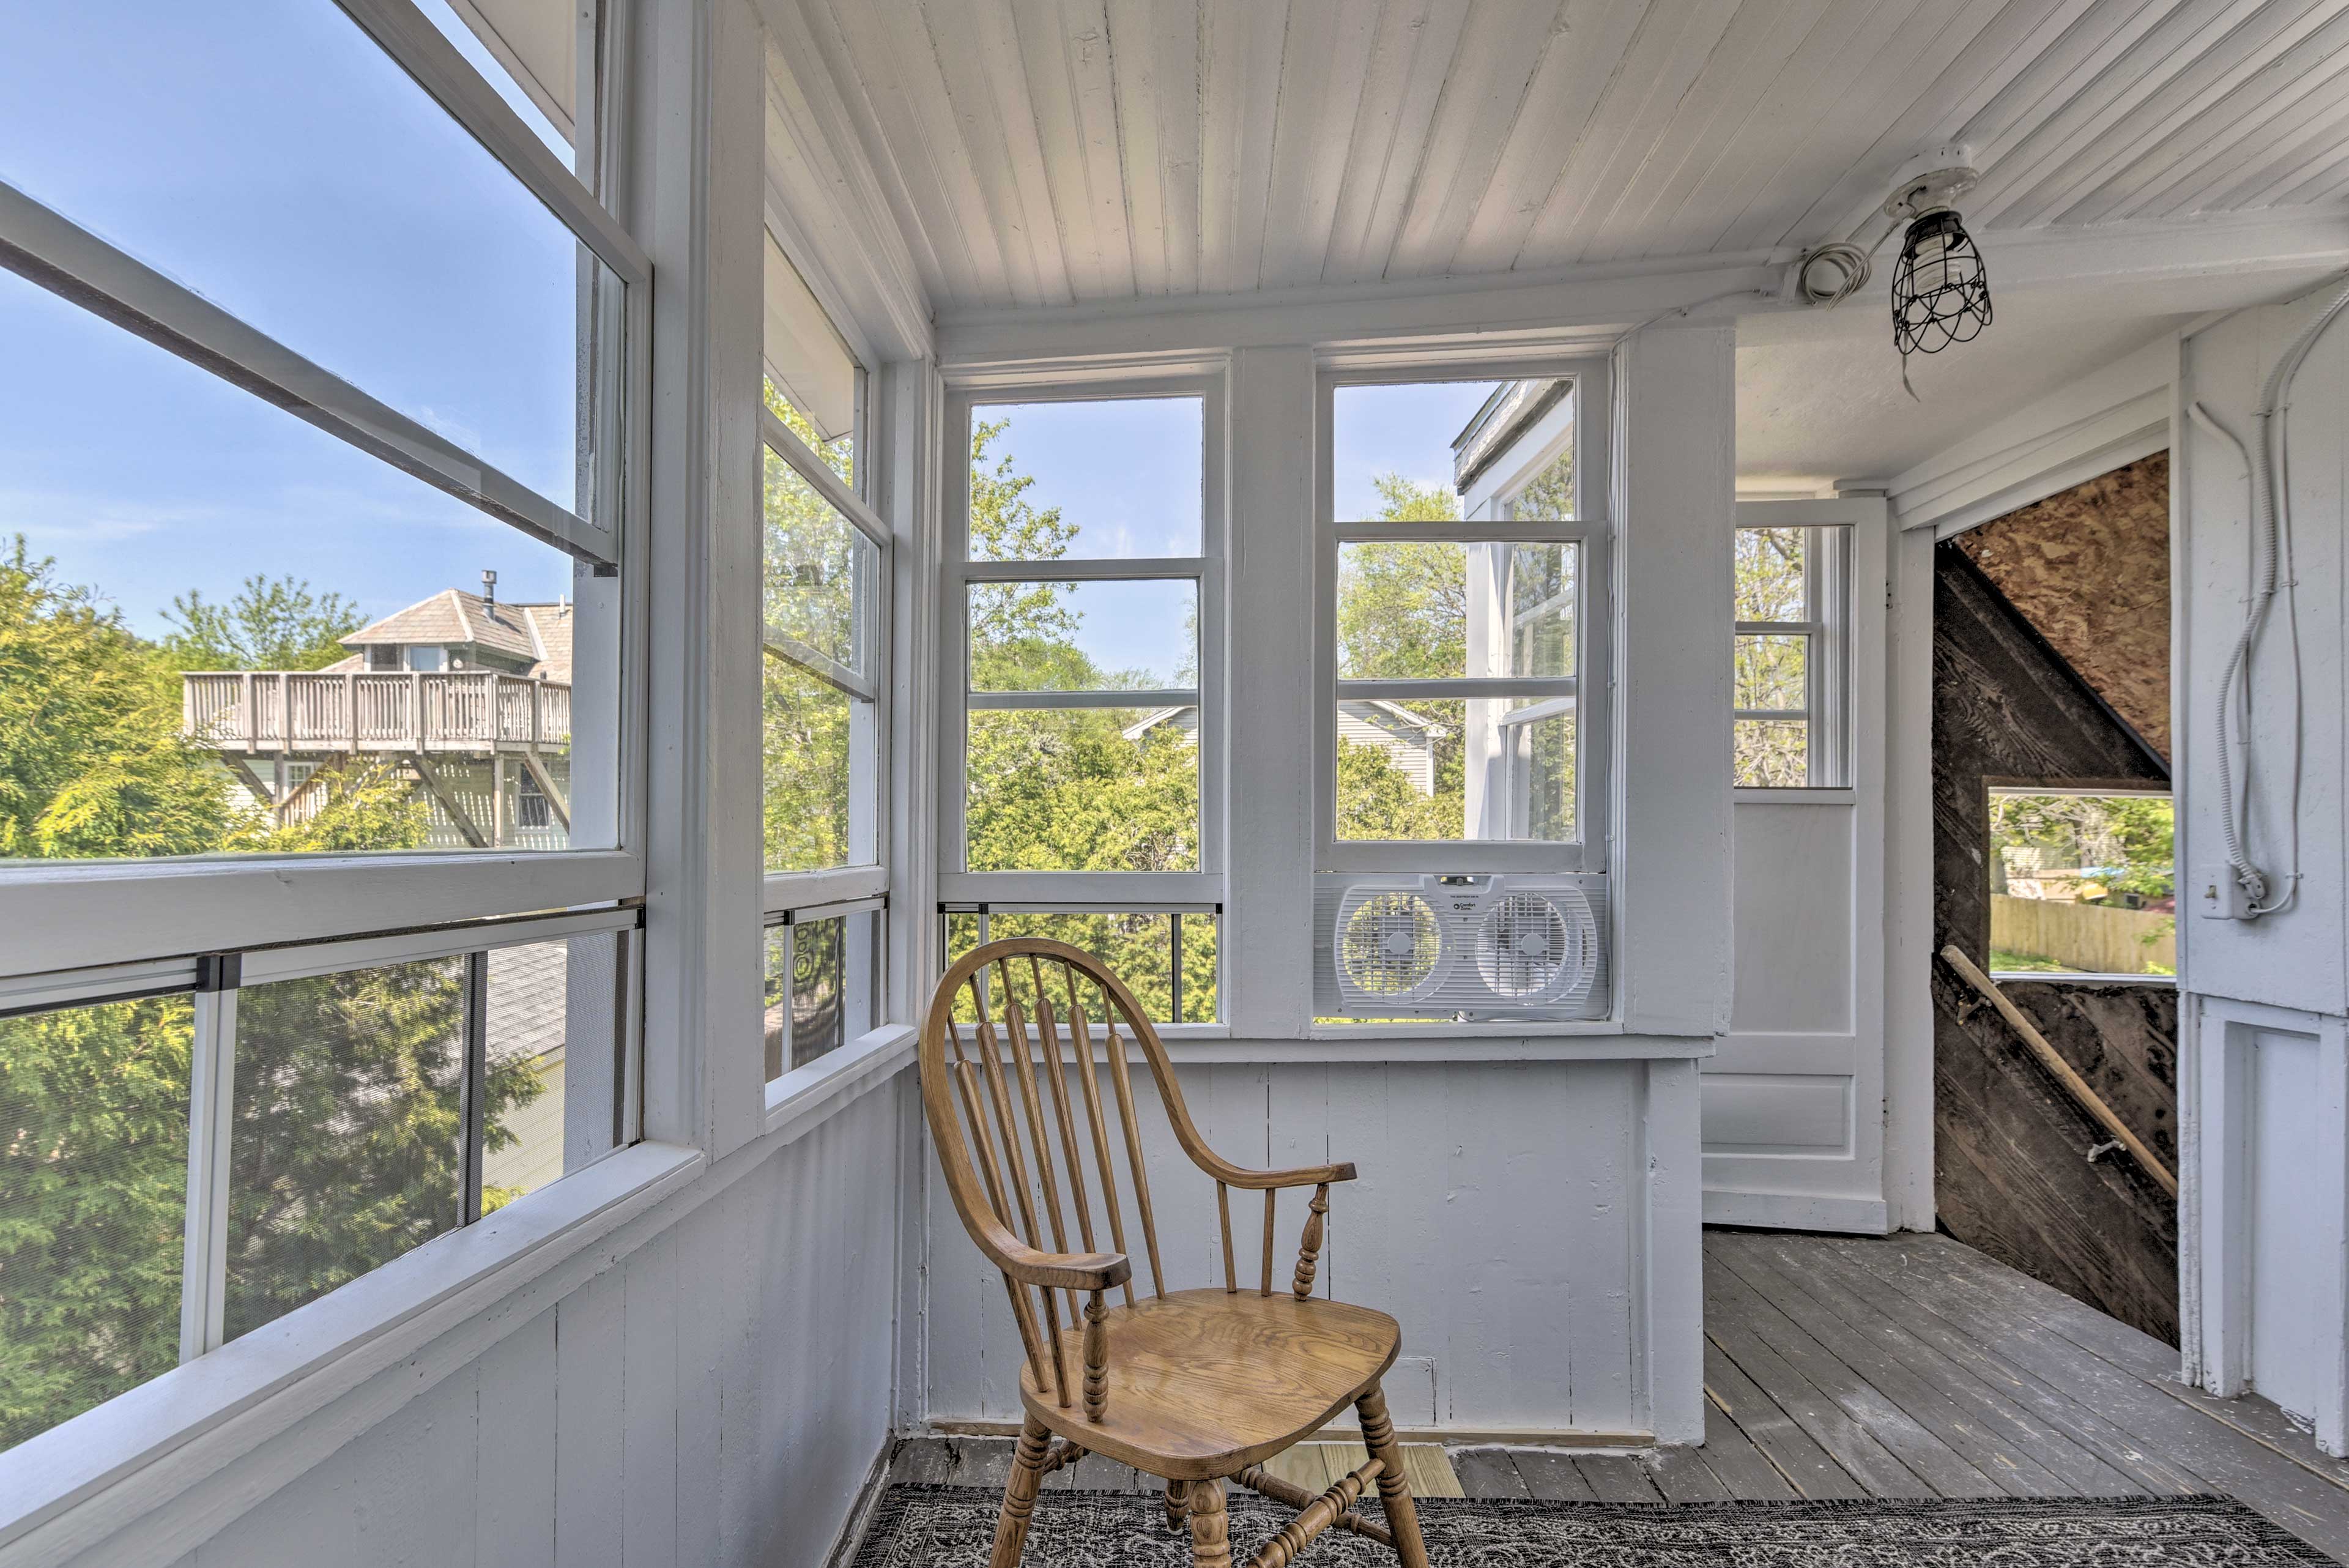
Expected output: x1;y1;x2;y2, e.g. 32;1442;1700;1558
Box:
0;1;645;1451
1987;788;2175;979
759;232;892;1082
940;380;1224;1022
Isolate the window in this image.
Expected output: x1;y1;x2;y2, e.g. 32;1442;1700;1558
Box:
1321;370;1608;871
1734;526;1851;787
0;912;639;1449
941;381;1221;1015
762;902;883;1081
941;907;1219;1025
760;233;889;902
1987;789;2175;979
0;3;644;1452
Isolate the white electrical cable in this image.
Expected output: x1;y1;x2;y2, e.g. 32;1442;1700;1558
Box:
2201;272;2349;917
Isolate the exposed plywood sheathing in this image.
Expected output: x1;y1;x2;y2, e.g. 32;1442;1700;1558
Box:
793;0;2349;313
1931;544;2176;1346
1958;453;2172;760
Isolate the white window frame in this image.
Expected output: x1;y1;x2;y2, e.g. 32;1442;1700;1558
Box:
758;384;894;918
1733;523;1852;790
937;370;1229;914
1315;356;1614;875
0;0;652;977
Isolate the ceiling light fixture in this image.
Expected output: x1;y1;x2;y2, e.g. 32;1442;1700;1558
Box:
1787;146;1989;396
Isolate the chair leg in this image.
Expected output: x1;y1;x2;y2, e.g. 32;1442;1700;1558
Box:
1356;1384;1430;1568
1187;1477;1232;1568
1164;1477;1194;1533
990;1416;1052;1568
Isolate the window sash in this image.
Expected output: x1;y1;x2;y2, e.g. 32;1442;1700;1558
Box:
940;377;1227;895
761;305;890;889
1316;359;1611;875
1;904;642;1373
1732;524;1850;788
0;1;650;972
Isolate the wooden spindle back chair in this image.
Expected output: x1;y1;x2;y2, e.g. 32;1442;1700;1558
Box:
918;938;1430;1568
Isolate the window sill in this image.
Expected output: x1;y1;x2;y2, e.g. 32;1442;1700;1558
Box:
0;1138;704;1561
764;1022;919;1142
1990;971;2176;988
1734;787;1856;804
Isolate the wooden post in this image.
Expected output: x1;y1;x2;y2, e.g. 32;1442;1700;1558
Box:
240;671;256;752
411;671;426;750
492;754;510;847
345;671;358;752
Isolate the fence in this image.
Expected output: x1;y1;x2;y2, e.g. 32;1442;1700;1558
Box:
1990;894;2175;975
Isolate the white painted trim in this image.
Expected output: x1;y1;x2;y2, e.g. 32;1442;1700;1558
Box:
763;1024;918;1140
0;1140;705;1564
0;850;644;980
1890;335;2178;538
0;182;616;568
761;401;894;548
763;863;889;915
1734;787;1855;804
755;0;934;362
235;905;638;987
1882;524;1937;1232
936;871;1222;905
1701;1189;1891;1234
1639;1058;1706;1443
940;256;1783;363
1165;1031;1713;1064
334;0;650;284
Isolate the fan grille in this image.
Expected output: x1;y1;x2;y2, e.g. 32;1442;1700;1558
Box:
1337;891;1444;997
1477;894;1575;999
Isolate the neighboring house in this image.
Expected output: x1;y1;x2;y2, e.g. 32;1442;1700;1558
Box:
1123;700;1444;797
180;572;576;850
480;940;570;1200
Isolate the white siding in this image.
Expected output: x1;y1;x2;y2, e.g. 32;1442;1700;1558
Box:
83;1082;910;1568
919;1057;1696;1439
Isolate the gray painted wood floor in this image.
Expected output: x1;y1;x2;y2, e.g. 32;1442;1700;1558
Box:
892;1229;2349;1559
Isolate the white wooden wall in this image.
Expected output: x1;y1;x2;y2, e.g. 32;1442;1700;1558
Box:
119;1082;911;1568
2176;279;2349;1453
919;1057;1699;1441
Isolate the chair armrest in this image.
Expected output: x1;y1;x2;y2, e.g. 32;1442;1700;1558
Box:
1196;1157;1359;1191
974;1217;1132;1291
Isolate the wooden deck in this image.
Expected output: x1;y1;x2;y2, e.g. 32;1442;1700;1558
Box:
894;1230;2349;1559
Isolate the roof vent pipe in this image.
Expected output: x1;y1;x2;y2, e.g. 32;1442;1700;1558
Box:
481;568;497;611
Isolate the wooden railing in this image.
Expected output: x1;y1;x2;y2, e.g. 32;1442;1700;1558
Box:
182;671;571;754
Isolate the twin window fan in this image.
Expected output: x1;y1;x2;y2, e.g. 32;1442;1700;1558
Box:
1316;874;1610;1021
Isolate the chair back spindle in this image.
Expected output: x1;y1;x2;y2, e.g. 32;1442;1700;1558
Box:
921;938;1264;1384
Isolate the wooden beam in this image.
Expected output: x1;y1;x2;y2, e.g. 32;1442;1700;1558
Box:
410;756;489;849
1941;944;2178;1197
518;749;571;831
221;757;275;809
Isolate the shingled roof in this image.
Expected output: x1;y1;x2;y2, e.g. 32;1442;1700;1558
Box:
330;589;575;682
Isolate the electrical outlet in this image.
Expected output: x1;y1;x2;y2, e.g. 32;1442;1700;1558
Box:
2195;865;2252;921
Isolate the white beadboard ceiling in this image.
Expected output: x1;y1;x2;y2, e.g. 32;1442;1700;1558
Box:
789;0;2349;316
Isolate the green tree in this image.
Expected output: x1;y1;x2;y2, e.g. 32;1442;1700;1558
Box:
0;545;537;1449
1732;529;1812;786
0;540;226;861
160;574;364;672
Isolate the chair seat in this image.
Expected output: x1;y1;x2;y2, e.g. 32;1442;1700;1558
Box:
1022;1288;1401;1479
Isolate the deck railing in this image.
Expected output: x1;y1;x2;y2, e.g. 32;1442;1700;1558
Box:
183;671;571;754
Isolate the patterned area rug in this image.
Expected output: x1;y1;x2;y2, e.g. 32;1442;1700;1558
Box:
852;1486;2338;1568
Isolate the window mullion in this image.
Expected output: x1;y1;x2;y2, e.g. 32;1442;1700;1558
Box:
460;951;489;1224
179;957;240;1363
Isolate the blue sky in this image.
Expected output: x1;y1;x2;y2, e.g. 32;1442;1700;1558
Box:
0;1;581;639
974;382;1497;682
0;6;1496;678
